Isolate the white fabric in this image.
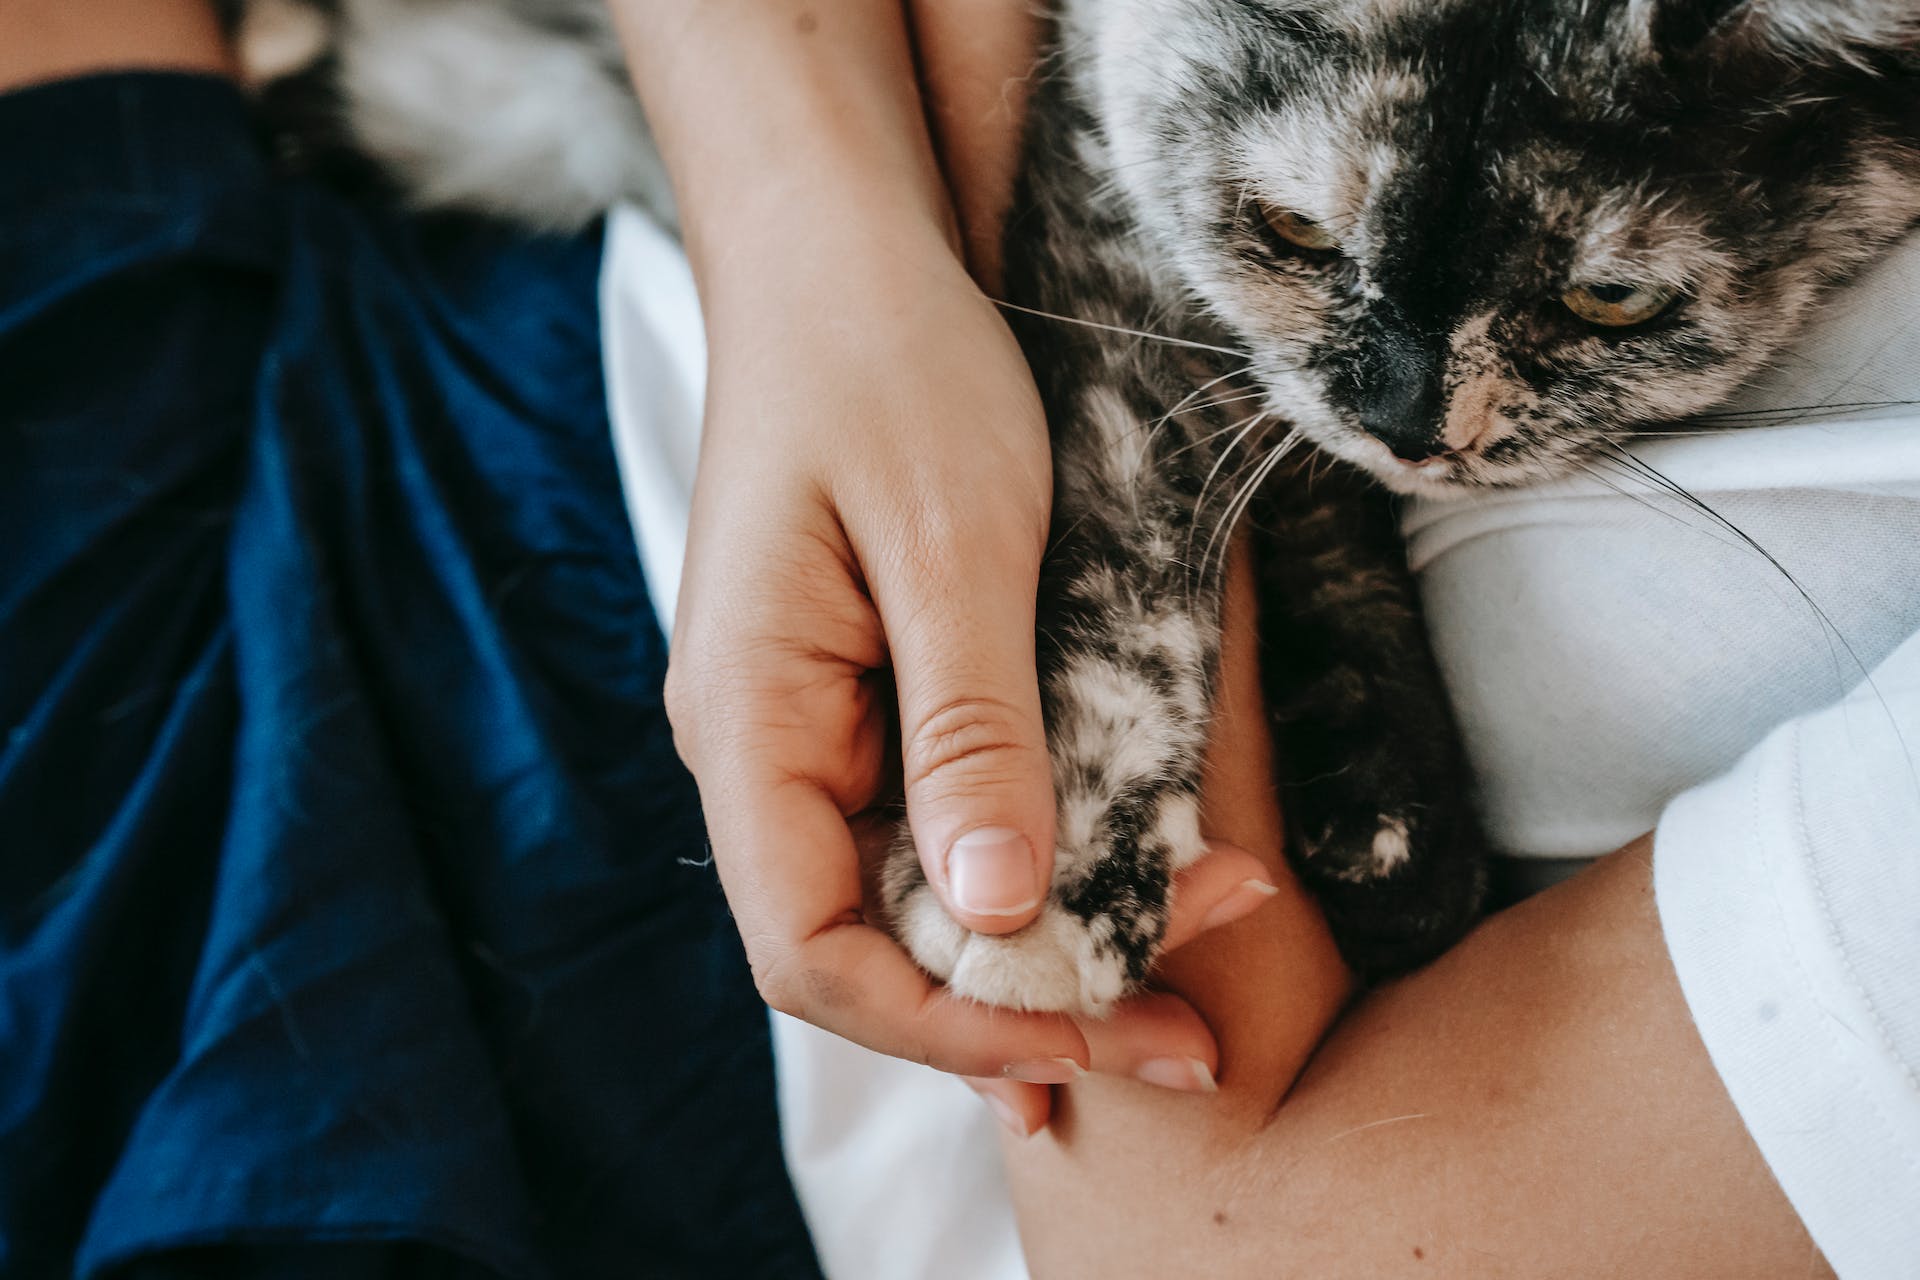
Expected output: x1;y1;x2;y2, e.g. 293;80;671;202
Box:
601;201;1920;1276
600;207;704;632
1404;234;1920;866
1656;633;1920;1278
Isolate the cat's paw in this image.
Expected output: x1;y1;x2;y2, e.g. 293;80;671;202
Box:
1301;811;1422;884
886;876;1135;1014
879;795;1203;1016
1294;803;1485;978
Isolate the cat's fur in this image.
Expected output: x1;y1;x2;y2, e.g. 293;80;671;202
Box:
237;0;1920;1012
222;0;670;227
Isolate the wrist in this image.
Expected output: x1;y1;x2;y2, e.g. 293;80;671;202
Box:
613;0;961;295
695;205;973;352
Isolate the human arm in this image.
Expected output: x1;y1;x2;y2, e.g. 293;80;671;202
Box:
0;0;230;90
1011;852;1828;1278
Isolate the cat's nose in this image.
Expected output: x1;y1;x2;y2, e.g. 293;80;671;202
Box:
1350;325;1446;460
1383;436;1449;463
1356;372;1446;460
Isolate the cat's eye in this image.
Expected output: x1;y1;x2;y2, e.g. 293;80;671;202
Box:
1561;281;1678;328
1259;204;1341;254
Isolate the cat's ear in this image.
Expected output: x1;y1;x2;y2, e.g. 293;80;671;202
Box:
1648;0;1917;65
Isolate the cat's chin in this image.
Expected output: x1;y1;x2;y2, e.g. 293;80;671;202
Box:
1372;459;1473;498
1305;429;1565;497
1303;430;1476;497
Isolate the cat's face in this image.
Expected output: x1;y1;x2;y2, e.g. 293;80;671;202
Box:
1070;0;1920;493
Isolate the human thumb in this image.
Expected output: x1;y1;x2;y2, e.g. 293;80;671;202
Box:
885;539;1057;937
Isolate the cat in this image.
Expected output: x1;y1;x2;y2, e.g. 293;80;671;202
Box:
885;0;1920;1012
220;0;671;229
231;0;1920;1013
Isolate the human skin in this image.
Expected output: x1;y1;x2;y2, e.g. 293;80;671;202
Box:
0;0;230;88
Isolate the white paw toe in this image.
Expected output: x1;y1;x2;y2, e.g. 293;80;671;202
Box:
894;884;1130;1016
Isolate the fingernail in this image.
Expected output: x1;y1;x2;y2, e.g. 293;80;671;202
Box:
948;826;1043;917
982;1092;1034;1138
1003;1056;1084;1084
1199;879;1280;933
1134;1057;1219;1093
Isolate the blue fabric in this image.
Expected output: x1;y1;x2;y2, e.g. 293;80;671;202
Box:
0;73;821;1280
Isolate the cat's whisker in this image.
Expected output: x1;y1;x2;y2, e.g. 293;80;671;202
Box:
1680;397;1920;430
1598;442;1918;796
1181;411;1271;604
989;299;1251;358
1152;393;1274;458
1580;458;1755;559
1305;444;1337;490
1600;444;1852;670
1187;409;1268;525
1205;435;1299;584
1138;366;1258;452
1052;394;1266;558
1199;429;1305;592
1612;426;1753;438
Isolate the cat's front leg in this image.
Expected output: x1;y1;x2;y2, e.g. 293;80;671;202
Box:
880;423;1228;1015
1249;467;1485;978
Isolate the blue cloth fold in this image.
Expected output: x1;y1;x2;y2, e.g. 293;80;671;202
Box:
0;73;819;1280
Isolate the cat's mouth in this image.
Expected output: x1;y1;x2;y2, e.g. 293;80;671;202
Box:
1301;423;1481;496
1261;386;1563;495
1329;429;1567;497
1375;451;1473;496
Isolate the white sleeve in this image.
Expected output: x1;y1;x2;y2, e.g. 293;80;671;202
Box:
1655;629;1920;1279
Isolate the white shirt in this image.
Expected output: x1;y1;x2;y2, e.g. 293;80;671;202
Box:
601;210;1920;1278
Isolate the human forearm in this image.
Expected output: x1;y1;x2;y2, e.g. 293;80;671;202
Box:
906;0;1037;286
0;0;230;92
1006;686;1822;1280
611;0;957;318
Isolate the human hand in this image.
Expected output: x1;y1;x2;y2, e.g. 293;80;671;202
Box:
665;220;1277;1086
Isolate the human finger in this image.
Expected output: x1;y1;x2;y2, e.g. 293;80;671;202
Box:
1158;840;1281;954
882;516;1058;937
960;1074;1048;1139
704;755;1092;1077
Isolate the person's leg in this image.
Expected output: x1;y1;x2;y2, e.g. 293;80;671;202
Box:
0;0;230;90
2;20;820;1271
0;27;295;1276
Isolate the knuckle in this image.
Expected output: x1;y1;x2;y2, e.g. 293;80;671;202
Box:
756;972;807;1021
904;694;1044;792
754;950;863;1024
747;944;809;1020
